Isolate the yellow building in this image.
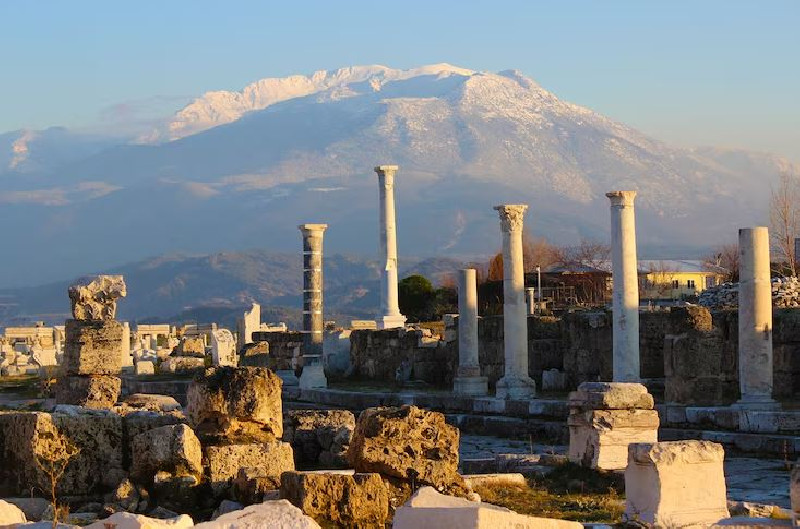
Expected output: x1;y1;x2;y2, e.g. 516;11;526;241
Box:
638;260;727;300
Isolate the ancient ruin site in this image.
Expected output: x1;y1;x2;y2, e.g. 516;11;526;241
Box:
2;3;799;528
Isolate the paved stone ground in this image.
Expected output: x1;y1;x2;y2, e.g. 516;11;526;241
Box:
460;434;791;508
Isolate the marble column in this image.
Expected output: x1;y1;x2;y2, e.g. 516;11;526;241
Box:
374;165;407;329
453;268;488;395
298;223;328;389
606;191;640;382
494;204;536;399
736;227;777;409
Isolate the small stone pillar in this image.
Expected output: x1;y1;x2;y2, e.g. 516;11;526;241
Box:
606;190;640;382
121;321;132;367
525;287;536;315
493;204;536;399
453;268;488;396
624;441;729;526
374;165;407;330
211;329;237;366
736;227;777;409
238;302;261;350
299;223;328;389
568;382;659;470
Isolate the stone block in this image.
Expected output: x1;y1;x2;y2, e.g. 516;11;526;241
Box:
68;275;127;321
131;424;202;484
204;441;294;494
160;356;205;374
63;319;124;375
568;409;659;470
239;341;270;367
175;337;206;357
568;382;654;411
284;410;354;469
541;369;567;391
0;499;27;525
187;366;283;444
348;405;466;494
135;361;155;376
193;500;321;529
54;375;121;409
392;486;584;529
280;471;389;527
624;440;729;527
84;512;194;529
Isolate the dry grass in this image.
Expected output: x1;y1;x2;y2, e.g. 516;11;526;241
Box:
473;462;625;524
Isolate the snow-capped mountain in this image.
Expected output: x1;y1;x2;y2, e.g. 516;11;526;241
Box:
0;64;794;288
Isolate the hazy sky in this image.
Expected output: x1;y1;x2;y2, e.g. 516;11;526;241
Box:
1;0;798;161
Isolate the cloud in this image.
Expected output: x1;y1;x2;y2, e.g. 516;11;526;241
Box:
0;181;121;206
442;210;467;250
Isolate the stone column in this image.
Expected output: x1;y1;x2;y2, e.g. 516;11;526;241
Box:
606;191;640;382
526;287;536;315
453;268;488;395
374;165;406;329
494;204;536;399
121;321;132;367
298;223;328;389
736;227;777;409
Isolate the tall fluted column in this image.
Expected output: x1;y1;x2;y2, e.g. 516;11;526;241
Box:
298;223;328;389
494;204;536;399
453;268;488;395
374;165;406;329
606;191;640;382
736;227;777;409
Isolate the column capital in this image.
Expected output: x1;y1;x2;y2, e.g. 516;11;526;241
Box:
374;165;399;178
606;190;637;207
494;204;528;232
298;223;328;236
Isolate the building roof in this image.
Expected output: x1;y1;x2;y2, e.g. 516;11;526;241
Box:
550;259;728;275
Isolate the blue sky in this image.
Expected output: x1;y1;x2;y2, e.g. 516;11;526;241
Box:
1;0;798;160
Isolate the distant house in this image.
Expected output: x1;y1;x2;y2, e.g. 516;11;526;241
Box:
540;264;612;306
637;260;727;300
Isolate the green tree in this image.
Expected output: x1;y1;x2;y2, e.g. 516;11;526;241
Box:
398;274;435;322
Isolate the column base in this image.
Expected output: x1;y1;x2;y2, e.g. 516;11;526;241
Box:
454;376;489;396
496;374;536;400
276;369;300;387
731;396;780;411
377;314;407;330
299;363;328;389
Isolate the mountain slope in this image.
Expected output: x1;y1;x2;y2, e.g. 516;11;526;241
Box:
0;64;793;288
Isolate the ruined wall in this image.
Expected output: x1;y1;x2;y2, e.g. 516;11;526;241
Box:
250;331;303;372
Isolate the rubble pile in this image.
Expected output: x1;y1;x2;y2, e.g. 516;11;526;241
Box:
698;277;800;308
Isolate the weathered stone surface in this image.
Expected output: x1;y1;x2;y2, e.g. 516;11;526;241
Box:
568;382;654;411
68;275;127;321
393;486;583;529
63;319;124;375
160;356;205;374
84;512;194;529
54;375;121;409
187;367;283;444
625;440;730;527
131;424;202;485
568;409;659;470
0;409;123;496
211;329;237;367
175;337;206;358
134;361;155;376
211;500;243;521
103;478;140;512
0;499;27;525
239;341;270;367
120;394;181;413
284;410;354;469
204;441;294;493
280;471;388;527
233;467;280;505
348;405;464;494
3;498;50;521
193;500;321;529
121;411;186;469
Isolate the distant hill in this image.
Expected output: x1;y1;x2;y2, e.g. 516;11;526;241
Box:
0;250;468;329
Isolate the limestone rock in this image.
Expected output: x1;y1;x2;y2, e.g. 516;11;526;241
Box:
161;356;205;374
175;337;206;358
131;424;203;484
204;441;294;494
211;500;243;521
211;329;237;366
54;375;121;409
239;341;270;368
2;498;50;521
63;319;124;375
193;500;321;529
284;410;354;469
624;440;730;527
68;275;127;321
280;471;389;527
347;405;464;493
568;381;654;411
84;512;194;529
392;486;583;529
0;499;27;525
103;478;140;512
121;394;182;413
233;467;279;505
568;409;659;470
187;366;283;444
